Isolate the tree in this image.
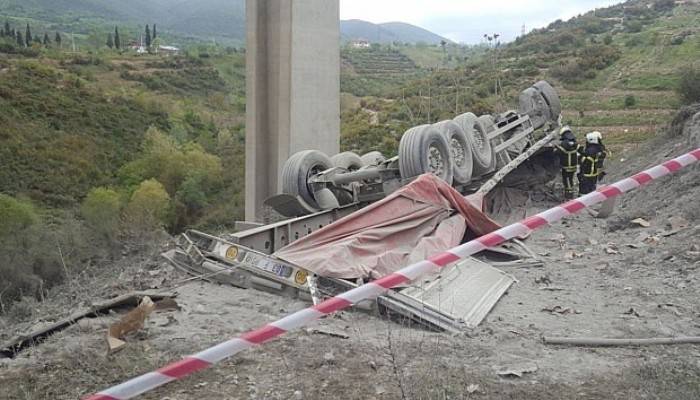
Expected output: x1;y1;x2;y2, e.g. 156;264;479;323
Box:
125;179;171;233
16;31;23;47
4;21;9;37
106;32;114;49
114;26;120;49
55;32;62;48
145;24;152;47
25;23;31;46
153;24;157;40
81;187;122;243
43;32;50;45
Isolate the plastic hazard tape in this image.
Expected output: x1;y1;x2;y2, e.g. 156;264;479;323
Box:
85;148;700;400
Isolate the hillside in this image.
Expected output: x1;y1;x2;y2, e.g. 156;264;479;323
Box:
0;0;246;43
341;19;451;45
339;0;700;157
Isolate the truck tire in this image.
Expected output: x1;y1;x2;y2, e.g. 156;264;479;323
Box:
360;151;386;166
282;150;332;209
478;114;510;170
330;151;363;171
533;80;561;120
434;120;473;185
398;124;454;185
454;112;494;176
518;87;550;130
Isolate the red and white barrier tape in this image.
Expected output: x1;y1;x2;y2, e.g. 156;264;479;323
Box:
85;148;700;400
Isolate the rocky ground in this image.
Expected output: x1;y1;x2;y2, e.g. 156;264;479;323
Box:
1;111;699;399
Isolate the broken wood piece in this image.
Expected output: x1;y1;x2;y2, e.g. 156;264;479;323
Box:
543;336;700;347
306;328;350;339
0;291;176;358
107;296;157;354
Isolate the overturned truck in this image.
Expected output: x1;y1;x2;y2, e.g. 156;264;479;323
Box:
164;81;562;333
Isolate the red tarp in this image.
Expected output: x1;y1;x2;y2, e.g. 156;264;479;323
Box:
274;174;501;280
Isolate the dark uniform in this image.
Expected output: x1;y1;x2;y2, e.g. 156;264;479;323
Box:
553;132;581;199
578;143;605;195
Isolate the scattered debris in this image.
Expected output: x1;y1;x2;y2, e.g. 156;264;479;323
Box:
494;362;538;377
466;384;480;393
534;275;552;285
107;296;157;354
541;306;581;315
605;243;620;255
622;308;641;317
658;303;682;316
306;328;350;339
543;336;700;347
564;251;583;260
631;218;651;228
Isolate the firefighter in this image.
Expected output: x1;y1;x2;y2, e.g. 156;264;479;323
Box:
553;126;581;199
578;131;606;195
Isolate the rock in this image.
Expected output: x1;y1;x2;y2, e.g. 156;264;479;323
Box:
494;362;538;377
294;390;303;400
631;218;651;228
323;352;335;363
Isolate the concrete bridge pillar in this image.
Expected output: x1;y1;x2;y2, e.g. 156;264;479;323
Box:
245;0;340;220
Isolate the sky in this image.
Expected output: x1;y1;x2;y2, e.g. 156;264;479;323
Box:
340;0;624;44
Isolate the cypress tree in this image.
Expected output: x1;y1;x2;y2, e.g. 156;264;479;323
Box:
4;21;9;36
114;27;120;49
106;32;114;49
43;33;50;45
0;27;4;37
153;24;157;40
16;31;23;47
145;24;151;47
25;23;31;46
55;32;62;48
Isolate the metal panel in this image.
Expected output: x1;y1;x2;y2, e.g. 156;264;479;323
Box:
401;257;515;329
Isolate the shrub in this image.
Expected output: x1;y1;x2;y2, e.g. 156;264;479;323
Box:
624;95;637;108
551;61;586;83
0;194;38;237
603;35;614;45
124;179;171;234
81;187;122;243
677;66;700;105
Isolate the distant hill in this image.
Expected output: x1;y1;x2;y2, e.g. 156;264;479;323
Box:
0;0;246;42
0;2;451;45
341;19;451;45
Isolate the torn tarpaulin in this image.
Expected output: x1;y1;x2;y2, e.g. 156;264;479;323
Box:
274;174;500;280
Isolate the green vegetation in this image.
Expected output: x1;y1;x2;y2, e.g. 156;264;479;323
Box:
677;65;700;104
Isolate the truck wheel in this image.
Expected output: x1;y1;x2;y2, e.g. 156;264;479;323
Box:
434;120;473;185
533;80;561;120
518;87;550;130
399;125;454;185
330;151;363;171
282;150;332;208
454;112;494;176
360;151;386;166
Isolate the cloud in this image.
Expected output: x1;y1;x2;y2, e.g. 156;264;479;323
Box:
340;0;624;43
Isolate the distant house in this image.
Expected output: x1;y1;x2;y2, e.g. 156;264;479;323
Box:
127;39;147;54
350;39;371;49
158;45;181;56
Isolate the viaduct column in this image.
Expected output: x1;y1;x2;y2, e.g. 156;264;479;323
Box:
245;0;340;220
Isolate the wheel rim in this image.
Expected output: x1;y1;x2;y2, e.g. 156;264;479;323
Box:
305;163;326;196
427;144;446;177
450;137;467;168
